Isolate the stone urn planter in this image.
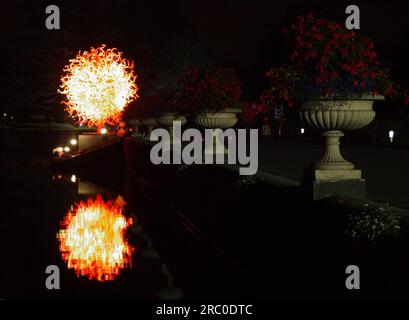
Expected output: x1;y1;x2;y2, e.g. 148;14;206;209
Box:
140;118;157;139
194;108;241;154
300;95;384;198
157;112;187;147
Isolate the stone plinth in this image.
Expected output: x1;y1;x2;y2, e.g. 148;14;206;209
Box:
302;167;365;201
312;169;362;181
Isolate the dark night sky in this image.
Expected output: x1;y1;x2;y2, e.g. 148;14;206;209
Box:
2;0;409;102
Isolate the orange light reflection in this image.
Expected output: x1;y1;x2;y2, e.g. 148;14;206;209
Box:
57;195;133;281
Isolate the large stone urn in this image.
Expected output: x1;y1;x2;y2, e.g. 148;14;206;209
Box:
157;112;187;148
300;95;384;199
194;108;241;154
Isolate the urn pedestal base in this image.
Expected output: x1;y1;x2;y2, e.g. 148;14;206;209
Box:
311;168;362;181
302;168;366;201
299;96;384;201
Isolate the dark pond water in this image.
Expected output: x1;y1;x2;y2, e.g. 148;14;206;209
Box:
0;130;180;299
2;129;409;300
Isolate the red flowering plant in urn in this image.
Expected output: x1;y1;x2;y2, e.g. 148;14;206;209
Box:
242;102;266;124
284;13;394;101
284;13;395;179
175;64;242;116
259;66;301;135
261;67;299;110
175;64;242;154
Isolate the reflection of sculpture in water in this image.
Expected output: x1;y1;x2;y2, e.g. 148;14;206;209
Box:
57;194;134;281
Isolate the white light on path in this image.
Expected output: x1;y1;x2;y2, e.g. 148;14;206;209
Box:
389;130;394;142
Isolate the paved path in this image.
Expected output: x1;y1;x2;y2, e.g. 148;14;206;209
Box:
258;138;409;209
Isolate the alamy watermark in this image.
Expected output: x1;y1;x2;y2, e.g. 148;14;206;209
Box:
149;121;258;176
45;5;60;30
345;264;360;290
45;265;60;290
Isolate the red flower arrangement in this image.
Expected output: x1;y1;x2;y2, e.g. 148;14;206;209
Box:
175;64;241;115
242;102;266;123
283;13;394;100
260;66;300;113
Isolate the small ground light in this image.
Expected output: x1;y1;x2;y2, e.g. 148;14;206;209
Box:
389;130;395;142
301;128;305;134
71;175;76;183
101;128;108;135
70;139;77;146
64;147;70;152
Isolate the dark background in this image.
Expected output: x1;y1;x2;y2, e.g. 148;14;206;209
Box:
1;0;409;119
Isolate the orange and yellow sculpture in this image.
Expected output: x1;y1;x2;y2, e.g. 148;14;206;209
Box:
59;45;138;127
